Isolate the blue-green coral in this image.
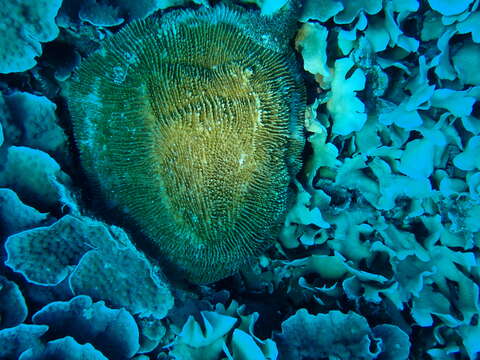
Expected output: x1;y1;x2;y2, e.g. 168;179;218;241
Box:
275;0;480;358
0;0;63;73
0;276;28;329
5;215;173;318
275;309;410;360
171;300;277;360
32;295;140;359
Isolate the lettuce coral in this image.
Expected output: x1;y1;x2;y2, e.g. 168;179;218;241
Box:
264;5;480;350
295;22;331;86
299;0;343;22
1;0;480;359
32;295;139;359
382;0;419;52
66;5;305;283
2;92;67;156
109;0;209;20
0;276;28;329
19;337;108;360
0;146;72;210
378;62;435;128
238;0;288;15
171;301;277;360
171;311;237;359
427;0;474;16
0;324;48;359
456;11;480;42
0;0;63;73
430;88;477;117
69;239;173;318
78;1;124;27
453;136;480;171
327;57;367;135
452;42;480;85
5;215;173;319
274;309;410;360
5;215;109;286
0;188;48;238
334;0;382;24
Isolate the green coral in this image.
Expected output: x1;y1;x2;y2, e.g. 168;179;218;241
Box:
66;5;305;283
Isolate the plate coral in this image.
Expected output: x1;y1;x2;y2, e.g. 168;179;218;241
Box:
66;5;305;283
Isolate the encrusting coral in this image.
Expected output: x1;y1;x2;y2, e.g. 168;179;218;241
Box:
66;5;305;283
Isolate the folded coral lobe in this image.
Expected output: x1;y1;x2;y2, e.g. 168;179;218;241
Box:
67;6;305;283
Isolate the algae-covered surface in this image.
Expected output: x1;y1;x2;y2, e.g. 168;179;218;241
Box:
0;0;479;359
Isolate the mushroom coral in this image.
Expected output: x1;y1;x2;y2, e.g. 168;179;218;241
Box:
66;5;305;283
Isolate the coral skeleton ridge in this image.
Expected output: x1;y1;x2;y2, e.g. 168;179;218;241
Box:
66;5;305;283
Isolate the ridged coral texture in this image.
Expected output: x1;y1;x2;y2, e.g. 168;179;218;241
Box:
67;6;305;283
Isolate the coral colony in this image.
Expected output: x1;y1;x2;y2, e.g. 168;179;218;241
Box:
0;0;479;359
66;6;305;283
